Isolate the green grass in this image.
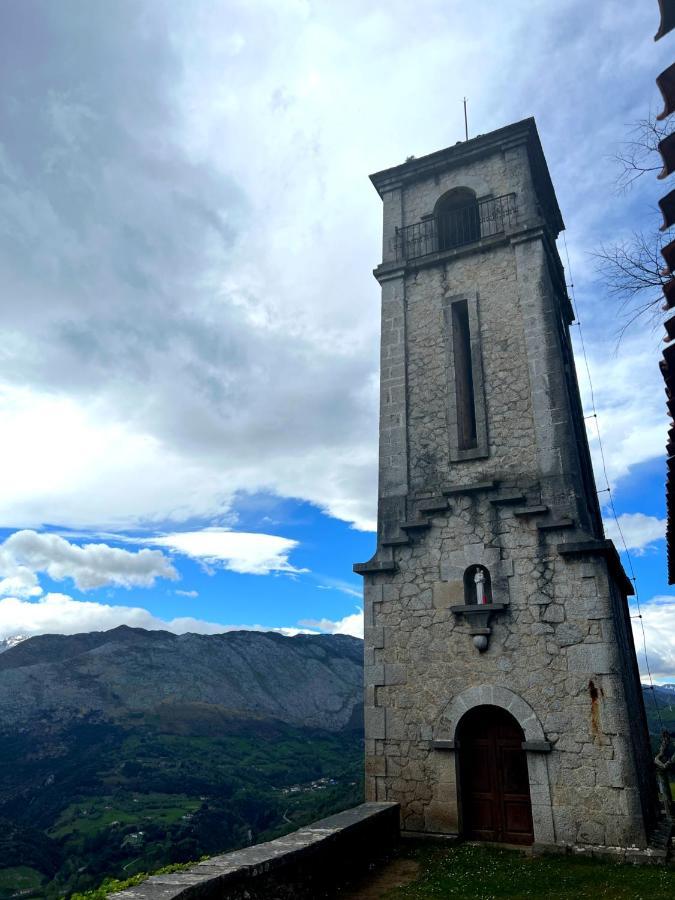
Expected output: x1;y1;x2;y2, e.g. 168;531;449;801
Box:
384;844;675;900
48;793;202;839
0;866;44;896
68;860;202;900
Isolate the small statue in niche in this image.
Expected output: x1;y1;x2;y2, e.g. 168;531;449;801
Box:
474;567;489;605
463;564;493;606
454;565;500;652
654;730;674;818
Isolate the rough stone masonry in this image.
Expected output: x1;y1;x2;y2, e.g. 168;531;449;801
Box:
355;118;659;852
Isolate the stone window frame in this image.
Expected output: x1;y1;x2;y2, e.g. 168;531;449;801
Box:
442;292;489;461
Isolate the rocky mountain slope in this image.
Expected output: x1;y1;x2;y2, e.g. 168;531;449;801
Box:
0;625;363;734
0;635;27;654
0;626;365;898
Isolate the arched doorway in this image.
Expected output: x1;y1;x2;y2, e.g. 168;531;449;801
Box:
458;705;534;845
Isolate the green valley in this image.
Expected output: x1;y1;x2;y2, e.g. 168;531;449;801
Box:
0;628;365;899
0;717;363;898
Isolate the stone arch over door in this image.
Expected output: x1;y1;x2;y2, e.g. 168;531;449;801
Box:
425;685;555;844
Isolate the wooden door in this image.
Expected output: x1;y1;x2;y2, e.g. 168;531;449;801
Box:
458;705;534;845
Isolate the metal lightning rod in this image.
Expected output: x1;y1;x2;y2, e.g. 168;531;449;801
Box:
463;98;468;141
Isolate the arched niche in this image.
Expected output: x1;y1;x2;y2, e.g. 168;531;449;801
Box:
463;564;492;605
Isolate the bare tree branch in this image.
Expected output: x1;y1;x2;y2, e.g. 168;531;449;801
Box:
590;111;674;341
614;115;670;192
592;232;668;343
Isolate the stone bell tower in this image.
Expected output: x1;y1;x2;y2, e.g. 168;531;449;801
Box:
355;118;658;851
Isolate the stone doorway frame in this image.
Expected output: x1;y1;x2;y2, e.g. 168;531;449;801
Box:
426;685;555;845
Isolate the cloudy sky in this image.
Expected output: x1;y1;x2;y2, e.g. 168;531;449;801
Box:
0;1;673;678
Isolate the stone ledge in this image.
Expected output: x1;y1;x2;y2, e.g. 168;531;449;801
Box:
449;604;508;652
556;539;634;596
442;480;499;497
372;261;406;283
522;741;552;752
490;492;526;505
531;841;669;866
400;520;432;531
399;829;461;842
537;518;574;531
354;559;397;575
417;498;451;514
110;803;400;900
378;232;514;277
449;603;507;615
513;505;549;517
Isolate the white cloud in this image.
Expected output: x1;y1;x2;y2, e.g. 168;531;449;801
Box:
0;569;41;599
0;3;669;544
300;609;364;639
0;593;314;642
0;530;177;592
633;596;675;681
315;576;363;600
0;384;241;531
603;513;666;554
175;589;198;598
146;528;306;576
579;337;668;492
0;379;378;533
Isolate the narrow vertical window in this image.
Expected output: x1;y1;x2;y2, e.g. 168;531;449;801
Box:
452;300;477;450
443;292;488;461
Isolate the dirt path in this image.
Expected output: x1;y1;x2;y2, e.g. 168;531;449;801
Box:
336;857;421;899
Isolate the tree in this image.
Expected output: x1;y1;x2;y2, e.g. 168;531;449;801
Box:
614;116;671;190
593;113;672;336
594;230;668;336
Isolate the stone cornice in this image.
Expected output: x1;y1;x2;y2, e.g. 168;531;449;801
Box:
557;539;635;597
373;223;557;283
369;117;564;238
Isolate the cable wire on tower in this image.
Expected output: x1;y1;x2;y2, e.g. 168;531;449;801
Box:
562;230;665;732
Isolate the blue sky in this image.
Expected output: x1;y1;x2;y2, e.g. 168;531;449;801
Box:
0;1;673;678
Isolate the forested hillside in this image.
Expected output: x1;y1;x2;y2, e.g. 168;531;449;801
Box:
0;628;364;898
0;625;670;899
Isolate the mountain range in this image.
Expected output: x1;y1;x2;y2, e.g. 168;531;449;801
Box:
0;635;28;654
0;625;670;899
0;625;363;734
0;626;364;899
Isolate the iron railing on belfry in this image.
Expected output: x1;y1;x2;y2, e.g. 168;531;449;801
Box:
393;193;517;262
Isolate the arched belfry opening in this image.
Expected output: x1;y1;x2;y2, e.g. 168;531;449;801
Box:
435;187;480;250
457;705;534;845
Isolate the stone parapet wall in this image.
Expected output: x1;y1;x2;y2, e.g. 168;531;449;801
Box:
109;803;399;900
